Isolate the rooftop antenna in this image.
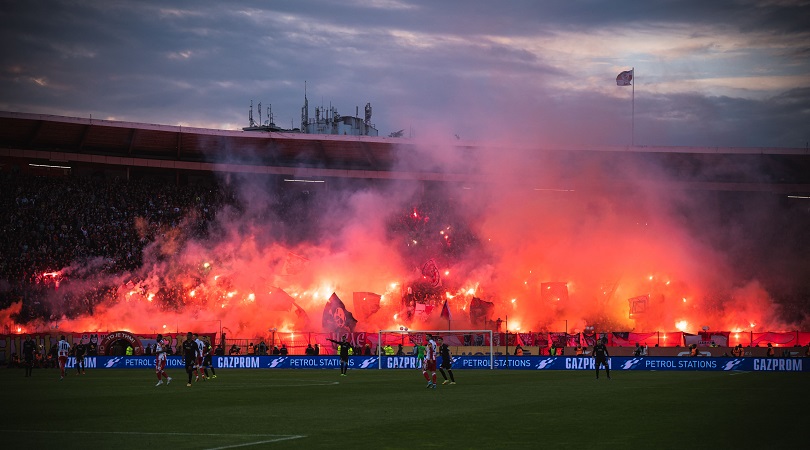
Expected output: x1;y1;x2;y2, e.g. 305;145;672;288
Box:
258;102;262;126
248;100;255;127
301;81;309;130
266;104;272;126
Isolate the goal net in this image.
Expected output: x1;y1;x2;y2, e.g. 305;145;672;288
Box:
377;329;494;369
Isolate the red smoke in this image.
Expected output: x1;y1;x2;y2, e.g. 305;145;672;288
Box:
2;136;799;340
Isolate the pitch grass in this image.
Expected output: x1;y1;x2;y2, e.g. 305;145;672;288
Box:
0;367;806;449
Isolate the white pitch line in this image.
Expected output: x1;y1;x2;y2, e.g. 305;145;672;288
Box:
205;436;306;450
175;381;339;390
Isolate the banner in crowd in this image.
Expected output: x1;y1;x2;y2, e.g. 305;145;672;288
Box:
684;332;730;347
28;355;808;372
751;332;799;347
612;332;661;347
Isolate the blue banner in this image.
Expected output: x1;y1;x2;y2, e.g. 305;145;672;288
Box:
62;355;808;372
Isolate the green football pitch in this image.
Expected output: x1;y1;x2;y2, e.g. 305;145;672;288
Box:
0;367;806;449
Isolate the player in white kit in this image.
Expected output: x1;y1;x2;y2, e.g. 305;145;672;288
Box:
154;334;172;386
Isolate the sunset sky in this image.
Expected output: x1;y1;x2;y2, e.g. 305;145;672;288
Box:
1;0;808;147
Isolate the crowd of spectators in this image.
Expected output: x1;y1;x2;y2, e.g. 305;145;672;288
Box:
1;170;481;325
0;171;238;321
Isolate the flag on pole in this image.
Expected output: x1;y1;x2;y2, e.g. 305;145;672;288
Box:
440;300;451;321
616;69;633;86
322;292;358;333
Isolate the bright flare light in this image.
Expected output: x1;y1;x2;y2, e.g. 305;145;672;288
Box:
675;320;688;332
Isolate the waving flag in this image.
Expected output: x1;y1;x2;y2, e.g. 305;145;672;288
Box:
440;300;451;321
421;259;442;287
322;292;358;333
353;291;381;320
616;69;634;86
281;251;309;276
469;297;494;326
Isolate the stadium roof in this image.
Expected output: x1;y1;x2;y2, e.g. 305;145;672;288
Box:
1;110;808;192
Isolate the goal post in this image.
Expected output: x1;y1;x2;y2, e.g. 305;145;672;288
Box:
377;329;494;369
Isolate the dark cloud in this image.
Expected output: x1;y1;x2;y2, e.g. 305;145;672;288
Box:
0;0;808;146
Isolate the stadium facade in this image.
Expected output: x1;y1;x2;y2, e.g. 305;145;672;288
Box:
1;110;808;193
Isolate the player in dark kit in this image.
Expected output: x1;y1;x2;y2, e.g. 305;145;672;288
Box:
327;335;351;376
22;335;37;377
74;340;87;374
201;336;217;379
593;339;611;380
182;332;199;387
437;337;456;385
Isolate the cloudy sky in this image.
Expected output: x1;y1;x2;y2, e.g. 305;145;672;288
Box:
1;0;808;148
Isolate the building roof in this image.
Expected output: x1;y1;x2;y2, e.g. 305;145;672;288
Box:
1;110;809;192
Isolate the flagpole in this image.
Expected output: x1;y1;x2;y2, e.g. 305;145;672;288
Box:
632;67;635;147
